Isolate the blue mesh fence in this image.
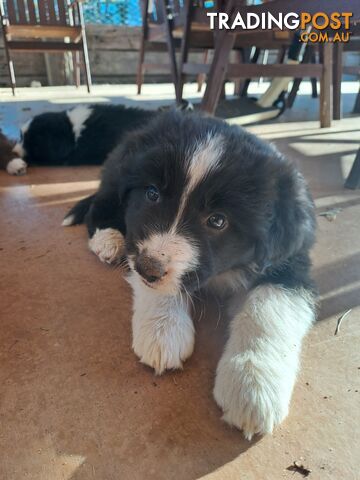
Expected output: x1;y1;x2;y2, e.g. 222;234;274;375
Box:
83;0;142;26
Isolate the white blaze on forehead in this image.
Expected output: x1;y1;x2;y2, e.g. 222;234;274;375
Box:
186;132;224;192
173;132;224;229
66;105;92;141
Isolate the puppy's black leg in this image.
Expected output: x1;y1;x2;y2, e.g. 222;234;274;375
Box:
62;194;96;226
63;192;126;265
213;279;315;440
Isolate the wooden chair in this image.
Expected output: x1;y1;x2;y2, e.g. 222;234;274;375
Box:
137;0;212;99
189;0;360;128
178;0;302;106
0;0;92;94
137;0;181;98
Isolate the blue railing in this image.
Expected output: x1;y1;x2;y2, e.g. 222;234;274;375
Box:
83;0;141;26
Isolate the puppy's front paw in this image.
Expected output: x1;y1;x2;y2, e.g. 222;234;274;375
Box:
132;312;195;375
89;228;125;264
6;158;27;176
213;355;290;440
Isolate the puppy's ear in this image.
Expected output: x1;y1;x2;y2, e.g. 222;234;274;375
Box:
256;170;316;271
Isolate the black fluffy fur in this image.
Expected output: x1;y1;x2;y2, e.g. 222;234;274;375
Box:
20;104;156;167
65;111;316;294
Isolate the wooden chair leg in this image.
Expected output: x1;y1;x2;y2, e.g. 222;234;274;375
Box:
4;44;16;95
287;78;302;108
74;51;81;88
310;50;318;98
220;82;226;100
137;0;148;95
319;43;333;128
277;45;287;64
233;50;243;96
136;38;146;95
287;45;312;109
353;88;360;114
345;148;360;189
159;0;179;102
333;41;343;120
197;49;209;93
77;2;91;93
241;47;260;97
201;31;235;115
81;40;92;93
179;0;193;103
311;77;318;98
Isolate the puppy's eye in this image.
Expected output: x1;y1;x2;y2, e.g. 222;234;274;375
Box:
145;185;160;203
207;213;227;230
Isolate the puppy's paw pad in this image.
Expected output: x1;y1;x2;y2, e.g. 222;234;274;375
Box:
89;228;125;264
214;359;289;440
6;158;27;176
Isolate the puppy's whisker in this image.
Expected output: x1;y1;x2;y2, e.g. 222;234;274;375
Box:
180;284;191;310
183;285;195;312
194;271;201;295
213;295;222;330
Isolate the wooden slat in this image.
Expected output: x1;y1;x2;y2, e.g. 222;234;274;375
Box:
333;41;343;120
38;0;48;24
17;0;28;24
183;62;324;78
46;0;57;24
6;24;82;40
319;42;333;128
57;0;68;26
7;0;18;24
27;0;38;24
227;63;323;79
7;39;82;51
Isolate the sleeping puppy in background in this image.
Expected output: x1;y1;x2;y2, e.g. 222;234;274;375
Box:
8;104;156;175
0;130;27;175
8;101;193;176
63;111;317;440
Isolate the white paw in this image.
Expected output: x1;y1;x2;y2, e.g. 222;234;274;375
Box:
213;354;290;440
6;158;27;176
132;307;195;375
88;228;125;264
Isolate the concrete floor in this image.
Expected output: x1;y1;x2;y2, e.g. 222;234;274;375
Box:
0;84;359;480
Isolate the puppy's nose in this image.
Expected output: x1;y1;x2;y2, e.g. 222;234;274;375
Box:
135;254;167;283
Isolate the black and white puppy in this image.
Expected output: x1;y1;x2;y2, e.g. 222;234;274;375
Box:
9;104;156;175
64;111;316;440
